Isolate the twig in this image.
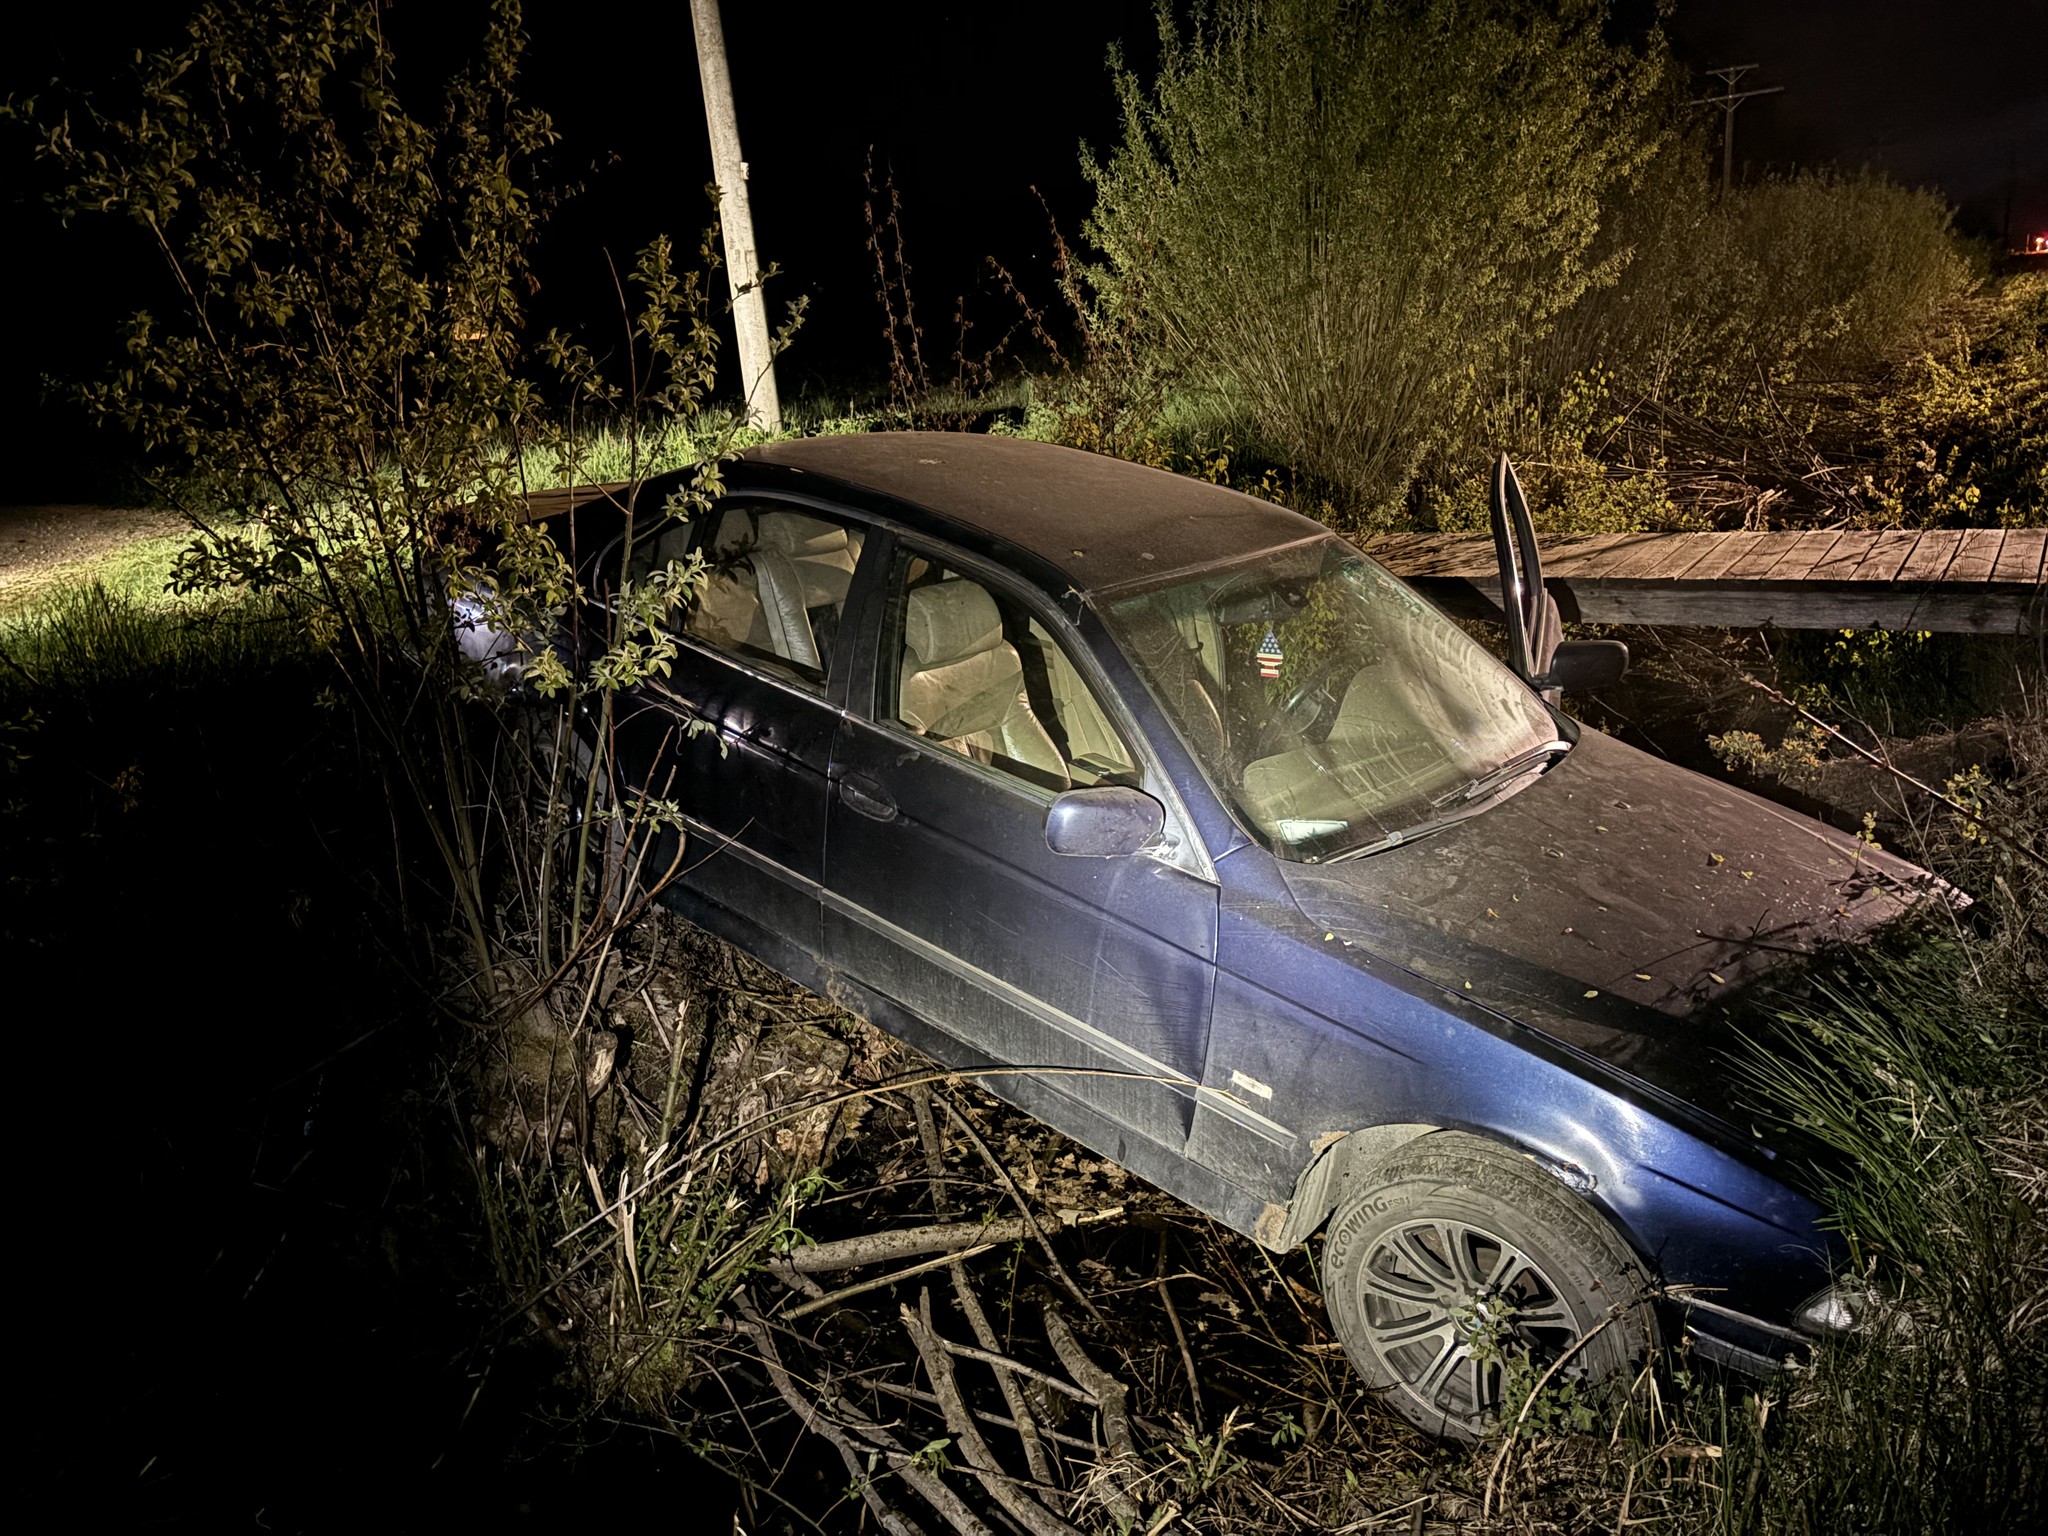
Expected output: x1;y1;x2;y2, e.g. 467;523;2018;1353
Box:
864;1377;1101;1453
1483;1305;1631;1519
828;1384;1003;1536
1156;1229;1205;1434
904;1292;1083;1536
1042;1304;1144;1525
782;1244;1000;1321
937;1091;1107;1325
914;1084;1061;1491
735;1292;926;1536
1741;673;2048;873
933;1338;1097;1406
778;1210;1121;1275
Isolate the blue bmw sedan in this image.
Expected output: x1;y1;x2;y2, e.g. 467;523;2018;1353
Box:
548;432;1932;1438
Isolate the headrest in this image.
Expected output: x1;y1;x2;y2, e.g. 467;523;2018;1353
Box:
652;523;693;568
904;580;1002;668
757;512;849;559
713;507;756;552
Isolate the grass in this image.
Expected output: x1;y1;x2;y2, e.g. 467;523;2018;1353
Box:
0;527;191;621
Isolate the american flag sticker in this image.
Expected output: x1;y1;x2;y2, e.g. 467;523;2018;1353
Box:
1256;626;1284;679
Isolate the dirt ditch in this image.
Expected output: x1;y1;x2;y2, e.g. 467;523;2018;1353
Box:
467;907;1750;1536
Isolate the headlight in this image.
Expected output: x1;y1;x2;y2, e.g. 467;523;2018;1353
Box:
1795;1280;1881;1337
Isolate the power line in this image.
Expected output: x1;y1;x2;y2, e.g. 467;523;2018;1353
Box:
1688;64;1785;198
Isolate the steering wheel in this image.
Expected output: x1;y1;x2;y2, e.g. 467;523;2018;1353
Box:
1255;657;1353;756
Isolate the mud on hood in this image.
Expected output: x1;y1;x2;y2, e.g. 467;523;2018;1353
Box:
1278;727;1942;1119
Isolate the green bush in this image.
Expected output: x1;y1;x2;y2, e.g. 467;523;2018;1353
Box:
1870;272;2047;528
1085;0;1667;525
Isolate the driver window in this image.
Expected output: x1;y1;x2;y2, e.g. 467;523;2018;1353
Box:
682;502;866;689
880;549;1138;793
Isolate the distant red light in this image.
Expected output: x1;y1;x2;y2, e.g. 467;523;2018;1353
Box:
2029;232;2048;257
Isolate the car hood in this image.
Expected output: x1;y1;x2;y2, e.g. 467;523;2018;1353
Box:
1276;726;1942;1120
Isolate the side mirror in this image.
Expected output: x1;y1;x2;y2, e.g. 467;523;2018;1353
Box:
1045;785;1165;857
1540;639;1629;694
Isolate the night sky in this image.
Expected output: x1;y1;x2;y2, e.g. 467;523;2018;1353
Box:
3;0;2042;500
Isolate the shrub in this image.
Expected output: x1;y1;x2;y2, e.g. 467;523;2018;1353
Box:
1553;160;1974;439
1870;272;2048;528
1085;0;1667;525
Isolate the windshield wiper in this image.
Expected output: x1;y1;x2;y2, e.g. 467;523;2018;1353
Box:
1432;738;1572;811
1319;740;1572;865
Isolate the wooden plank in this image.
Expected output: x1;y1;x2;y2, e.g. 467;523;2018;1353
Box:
1724;532;1805;582
1894;529;1964;584
1399;573;2041;633
1364;533;1433;568
1811;532;1879;581
1580;533;1680;580
1991;527;2047;586
1846;529;1924;582
1677;531;1770;582
1620;531;1726;582
1944;528;2006;584
1388;533;1493;578
1764;529;1849;583
1564;582;2039;634
1539;533;1641;578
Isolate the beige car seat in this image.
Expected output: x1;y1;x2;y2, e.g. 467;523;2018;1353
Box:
1030;621;1136;784
899;580;1067;785
1241;661;1455;831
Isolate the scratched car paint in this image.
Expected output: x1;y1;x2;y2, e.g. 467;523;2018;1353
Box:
492;433;1935;1438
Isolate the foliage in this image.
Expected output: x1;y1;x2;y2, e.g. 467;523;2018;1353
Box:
1599;167;1970;423
1412;149;1982;533
1723;934;2047;1533
1085;0;1668;523
1868;273;2048;528
3;0;766;977
7;0;828;1473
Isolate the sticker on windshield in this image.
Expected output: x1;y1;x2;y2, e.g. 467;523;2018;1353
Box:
1256;626;1285;679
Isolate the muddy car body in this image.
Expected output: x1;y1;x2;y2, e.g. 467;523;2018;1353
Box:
526;433;1931;1436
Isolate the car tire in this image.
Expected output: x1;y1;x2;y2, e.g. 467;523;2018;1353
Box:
1322;1132;1658;1442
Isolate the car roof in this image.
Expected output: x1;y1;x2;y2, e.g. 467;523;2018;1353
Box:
736;432;1326;595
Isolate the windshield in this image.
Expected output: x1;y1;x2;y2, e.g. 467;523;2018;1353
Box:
1103;537;1561;861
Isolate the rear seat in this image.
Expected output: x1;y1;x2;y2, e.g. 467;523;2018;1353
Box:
693;507;865;675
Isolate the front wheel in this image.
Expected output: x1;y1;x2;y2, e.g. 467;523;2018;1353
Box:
1322;1133;1658;1441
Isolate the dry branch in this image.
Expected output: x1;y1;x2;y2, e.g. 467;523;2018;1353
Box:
1043;1303;1145;1525
913;1083;1062;1491
735;1292;926;1536
776;1209;1122;1274
904;1291;1084;1536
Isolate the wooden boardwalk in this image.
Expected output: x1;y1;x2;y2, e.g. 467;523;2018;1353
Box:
1367;526;2046;634
521;484;2043;635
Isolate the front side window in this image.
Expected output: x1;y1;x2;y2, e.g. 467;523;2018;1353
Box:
1103;537;1559;861
880;550;1139;795
682;502;866;689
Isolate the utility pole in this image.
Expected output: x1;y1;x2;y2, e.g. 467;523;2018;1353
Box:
1690;65;1784;199
689;0;781;431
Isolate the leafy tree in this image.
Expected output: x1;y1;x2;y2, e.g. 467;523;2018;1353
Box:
7;0;750;979
1085;0;1668;521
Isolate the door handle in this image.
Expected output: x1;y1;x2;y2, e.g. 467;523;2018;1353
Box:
837;775;897;822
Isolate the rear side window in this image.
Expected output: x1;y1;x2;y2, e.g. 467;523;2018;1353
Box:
878;548;1138;794
682;503;867;690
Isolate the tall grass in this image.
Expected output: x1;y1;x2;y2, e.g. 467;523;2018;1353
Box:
512;403;883;491
0;580;308;699
1715;932;2046;1533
